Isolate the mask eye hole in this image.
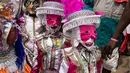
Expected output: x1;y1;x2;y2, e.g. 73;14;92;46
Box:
47;18;52;21
94;31;96;34
57;18;61;21
85;31;89;34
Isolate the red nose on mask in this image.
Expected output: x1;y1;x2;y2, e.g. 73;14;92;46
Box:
91;33;97;41
52;20;56;25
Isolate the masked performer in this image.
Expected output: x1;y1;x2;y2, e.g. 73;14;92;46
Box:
20;0;45;71
36;0;72;73
60;0;119;73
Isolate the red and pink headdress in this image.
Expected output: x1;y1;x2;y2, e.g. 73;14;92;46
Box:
62;0;101;38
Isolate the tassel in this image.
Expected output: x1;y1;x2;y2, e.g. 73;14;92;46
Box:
14;31;25;70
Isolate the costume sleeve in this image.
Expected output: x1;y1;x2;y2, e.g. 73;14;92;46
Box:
59;49;69;73
112;0;130;39
91;46;101;61
36;38;46;53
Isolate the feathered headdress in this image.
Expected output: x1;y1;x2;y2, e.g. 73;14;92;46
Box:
62;0;101;38
62;0;85;18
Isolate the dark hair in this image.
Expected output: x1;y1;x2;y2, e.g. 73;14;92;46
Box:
23;0;40;16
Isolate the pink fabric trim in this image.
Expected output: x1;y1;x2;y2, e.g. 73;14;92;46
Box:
95;12;104;17
97;58;102;73
67;60;77;73
31;41;43;73
115;0;128;2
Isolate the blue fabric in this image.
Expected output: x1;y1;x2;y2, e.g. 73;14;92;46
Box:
14;32;25;69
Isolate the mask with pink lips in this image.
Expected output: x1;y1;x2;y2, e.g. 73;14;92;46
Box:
46;14;62;33
79;25;97;50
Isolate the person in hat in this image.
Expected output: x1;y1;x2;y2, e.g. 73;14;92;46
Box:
83;0;127;49
36;0;71;73
60;0;120;73
20;0;45;72
83;0;128;73
10;0;45;72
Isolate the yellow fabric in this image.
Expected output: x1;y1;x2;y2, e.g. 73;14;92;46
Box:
0;4;3;9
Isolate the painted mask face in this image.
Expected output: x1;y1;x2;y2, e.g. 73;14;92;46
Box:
79;25;97;48
46;14;62;31
25;0;39;14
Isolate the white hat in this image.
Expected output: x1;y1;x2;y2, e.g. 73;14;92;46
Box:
63;10;101;38
36;1;64;20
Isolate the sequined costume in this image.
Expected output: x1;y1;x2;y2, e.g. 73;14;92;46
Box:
0;0;28;73
36;0;72;73
60;0;119;73
20;0;44;72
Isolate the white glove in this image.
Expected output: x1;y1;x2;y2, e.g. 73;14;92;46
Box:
103;47;119;72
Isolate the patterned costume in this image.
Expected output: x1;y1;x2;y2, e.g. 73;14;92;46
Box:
83;0;127;72
36;0;71;73
0;0;29;73
17;0;44;72
60;0;120;73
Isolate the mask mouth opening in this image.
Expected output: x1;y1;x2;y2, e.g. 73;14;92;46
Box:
46;25;61;34
51;25;58;29
85;42;93;47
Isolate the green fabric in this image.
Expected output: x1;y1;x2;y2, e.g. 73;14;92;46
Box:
95;17;124;48
83;0;124;48
83;0;93;11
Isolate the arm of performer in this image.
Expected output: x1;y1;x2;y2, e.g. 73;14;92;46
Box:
102;0;130;60
112;0;130;40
